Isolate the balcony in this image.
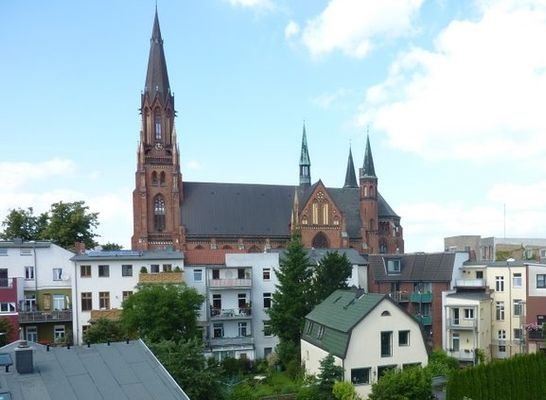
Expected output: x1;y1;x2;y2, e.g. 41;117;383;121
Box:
389;291;409;303
415;315;432;325
454;279;485;288
207;336;254;348
139;271;184;284
448;349;475;362
209;278;252;289
210;307;252;320
90;309;122;321
410;292;433;303
447;318;477;330
528;330;545;340
19;310;72;323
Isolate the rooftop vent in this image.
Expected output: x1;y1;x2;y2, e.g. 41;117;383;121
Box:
15;341;33;374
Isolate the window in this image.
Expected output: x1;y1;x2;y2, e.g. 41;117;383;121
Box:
238;268;245;279
306;321;313;335
25;326;38;342
317;325;325;339
513;273;522;288
513;300;523;316
81;292;92;311
476;270;484;279
122;291;133;302
162;264;172;272
496;302;505;321
52;295;65;310
98;265;109;277
496;276;505;292
193;269;203;282
0;249;7;256
263;292;272;308
263;268;271;281
263;321;273;336
464;308;475;319
153;196;166;232
238;293;247;308
351;368;371;385
212;269;220;280
0;303;16;313
213;323;224;338
264;347;272;358
25;266;34;280
53;268;63;281
387;259;401;274
154;111;161;140
238;322;248;337
312;202;318;224
99;292;110;310
452;333;460;352
54;325;65;340
212;294;222;310
122;264;133;277
381;331;392;357
514;328;523;340
378;365;396;379
80;265;91;278
537;274;546;288
498;330;506;352
398;330;410;346
150;264;160;273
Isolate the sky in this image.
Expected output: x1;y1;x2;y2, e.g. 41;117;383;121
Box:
1;0;546;252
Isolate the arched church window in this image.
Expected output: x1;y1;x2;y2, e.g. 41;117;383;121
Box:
363;186;368;197
154;111;162;141
379;239;388;254
333;216;340;225
151;171;158;186
369;185;374;196
312;202;319;224
302;215;308;225
159;171;166;186
312;232;329;249
322;203;329;225
153;195;166;232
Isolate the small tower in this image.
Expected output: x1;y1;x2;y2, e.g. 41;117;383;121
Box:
299;123;311;186
343;146;358;188
359;134;379;253
132;10;184;251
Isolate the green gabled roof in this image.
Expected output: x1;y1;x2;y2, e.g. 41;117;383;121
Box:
302;289;387;358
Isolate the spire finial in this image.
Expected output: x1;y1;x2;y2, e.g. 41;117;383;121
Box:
299;123;311;186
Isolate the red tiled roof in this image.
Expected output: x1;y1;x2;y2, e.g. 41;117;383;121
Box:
184;249;244;265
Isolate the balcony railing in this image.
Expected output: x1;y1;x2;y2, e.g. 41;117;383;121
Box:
207;336;254;348
454;279;485;288
415;315;432;325
528;330;545;340
389;291;409;302
448;349;475;362
210;307;252;320
139;272;184;284
19;310;72;323
410;292;433;303
209;278;252;288
447;318;477;330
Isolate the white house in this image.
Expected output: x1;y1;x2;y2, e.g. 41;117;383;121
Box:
301;289;428;399
71;249;184;344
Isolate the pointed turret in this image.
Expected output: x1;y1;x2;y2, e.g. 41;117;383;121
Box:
343;147;357;188
144;10;171;101
299;123;311;186
361;135;376;178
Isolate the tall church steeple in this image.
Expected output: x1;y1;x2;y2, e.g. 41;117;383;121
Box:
343;146;357;188
299;123;311;186
132;10;184;251
361;135;376;178
359;133;379;253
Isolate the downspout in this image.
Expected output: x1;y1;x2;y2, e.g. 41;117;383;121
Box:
73;260;79;345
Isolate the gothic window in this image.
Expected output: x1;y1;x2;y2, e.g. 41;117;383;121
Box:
302;215;308;225
363;186;368;197
333;216;340;225
312;202;318;224
153;195;166;232
379;239;388;254
159;171;166;186
151;171;158;186
322;203;329;225
369;185;374;196
312;232;329;249
154;111;162;141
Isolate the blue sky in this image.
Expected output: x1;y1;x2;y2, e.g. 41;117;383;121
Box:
2;0;546;251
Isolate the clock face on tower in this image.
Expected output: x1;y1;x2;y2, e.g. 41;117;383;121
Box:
155;142;163;150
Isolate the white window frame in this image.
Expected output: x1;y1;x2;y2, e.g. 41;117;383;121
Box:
193;269;203;282
53;268;63;281
25;266;34;280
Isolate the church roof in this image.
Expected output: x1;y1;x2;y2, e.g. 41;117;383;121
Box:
343;147;357;188
144;10;171;101
181;181;399;239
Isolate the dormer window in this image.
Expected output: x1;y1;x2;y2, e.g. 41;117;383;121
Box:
387;259;401;274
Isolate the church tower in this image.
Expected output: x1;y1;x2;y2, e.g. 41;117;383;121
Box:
359;135;379;252
299;123;311;187
132;10;184;251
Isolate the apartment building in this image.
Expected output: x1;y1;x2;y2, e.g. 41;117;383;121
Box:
71;250;184;344
525;263;546;353
0;240;73;344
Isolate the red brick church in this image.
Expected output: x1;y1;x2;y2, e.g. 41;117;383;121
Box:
132;11;404;254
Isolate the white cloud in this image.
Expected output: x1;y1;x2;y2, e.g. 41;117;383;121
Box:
292;0;423;58
285;20;300;40
310;88;350;109
358;0;546;163
0;159;76;190
225;0;274;10
186;160;202;170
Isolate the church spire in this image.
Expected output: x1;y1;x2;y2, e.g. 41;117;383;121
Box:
361;134;376;178
343;146;357;188
144;9;171;101
299;123;311;186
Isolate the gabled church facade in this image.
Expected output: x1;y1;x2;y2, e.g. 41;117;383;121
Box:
132;12;404;254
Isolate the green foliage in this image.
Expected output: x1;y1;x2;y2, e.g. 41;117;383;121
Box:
332;380;359;400
121;283;204;342
369;367;432;400
318;353;344;399
425;350;459;377
0;318;15;346
311;251;353;305
101;242;123;250
221;357;253;378
83;318;126;344
268;234;313;366
447;353;546;400
0;207;46;241
297;384;320;400
40;201;99;249
150;338;224;400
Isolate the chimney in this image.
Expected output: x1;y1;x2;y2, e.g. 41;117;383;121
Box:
15;341;33;374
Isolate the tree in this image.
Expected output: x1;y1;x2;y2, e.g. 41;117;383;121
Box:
332;381;359;400
83;317;126;344
369;367;432;400
425;349;459;377
40;201;99;249
312;252;352;305
318;353;344;399
268;234;313;366
0;318;15;346
0;207;46;240
100;242;123;251
121;283;204;342
150;338;225;400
